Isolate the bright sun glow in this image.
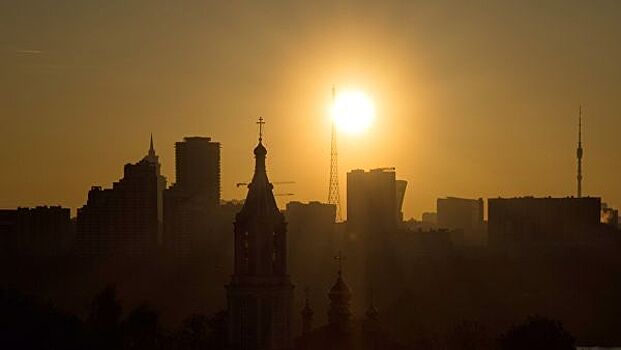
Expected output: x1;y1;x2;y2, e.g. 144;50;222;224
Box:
331;90;375;135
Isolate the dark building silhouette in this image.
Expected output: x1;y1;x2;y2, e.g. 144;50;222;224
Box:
345;168;407;310
286;201;336;315
174;136;221;205
488;197;601;246
77;159;158;255
400;228;455;257
437;197;485;245
437;197;484;230
346;168;406;236
226;131;294;350
142;135;167;243
163;136;221;256
0;206;72;256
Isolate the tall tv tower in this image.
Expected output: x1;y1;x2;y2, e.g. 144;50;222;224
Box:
328;86;343;222
576;105;583;198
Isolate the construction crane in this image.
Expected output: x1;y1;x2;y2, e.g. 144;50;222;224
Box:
235;181;295;188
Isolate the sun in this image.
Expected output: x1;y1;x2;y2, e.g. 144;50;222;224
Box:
331;89;375;135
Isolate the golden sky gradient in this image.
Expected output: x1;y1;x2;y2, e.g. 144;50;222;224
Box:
1;1;620;219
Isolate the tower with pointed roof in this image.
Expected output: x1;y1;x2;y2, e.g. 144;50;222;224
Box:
143;134;167;243
327;252;353;335
227;118;294;350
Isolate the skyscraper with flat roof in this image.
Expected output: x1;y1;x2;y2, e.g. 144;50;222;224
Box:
346;168;406;236
163;136;221;256
175;136;221;206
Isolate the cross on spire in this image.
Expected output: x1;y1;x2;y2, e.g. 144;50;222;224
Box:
334;251;346;276
257;117;265;142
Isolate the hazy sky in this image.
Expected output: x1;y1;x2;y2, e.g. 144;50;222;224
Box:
1;0;620;219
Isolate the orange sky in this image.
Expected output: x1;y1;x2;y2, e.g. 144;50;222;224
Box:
1;1;620;219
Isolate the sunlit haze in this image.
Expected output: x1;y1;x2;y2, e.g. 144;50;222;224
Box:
331;89;375;135
1;1;621;219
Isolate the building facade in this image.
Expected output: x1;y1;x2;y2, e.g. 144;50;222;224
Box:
346;168;406;236
77;159;158;255
0;206;72;256
437;197;485;245
488;197;601;246
174;136;221;206
164;136;221;256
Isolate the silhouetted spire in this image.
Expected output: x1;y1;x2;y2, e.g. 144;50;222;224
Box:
328;252;352;334
236;118;278;223
233;117;288;276
577;106;584;198
228;118;293;350
144;134;157;163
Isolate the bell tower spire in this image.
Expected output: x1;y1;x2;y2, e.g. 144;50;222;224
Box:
227;118;294;350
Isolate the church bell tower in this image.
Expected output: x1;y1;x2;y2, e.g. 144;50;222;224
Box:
227;118;294;350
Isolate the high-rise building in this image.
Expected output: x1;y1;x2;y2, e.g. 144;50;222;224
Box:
285;201;336;318
163;136;221;256
345;168;407;311
175;136;221;206
0;206;72;256
77;159;158;255
227;129;294;350
488;197;601;246
346;168;406;236
286;201;336;242
142;134;167;244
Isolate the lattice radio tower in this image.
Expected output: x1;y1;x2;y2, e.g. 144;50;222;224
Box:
328;86;343;222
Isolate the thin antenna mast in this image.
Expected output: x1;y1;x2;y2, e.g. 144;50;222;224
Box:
328;86;343;222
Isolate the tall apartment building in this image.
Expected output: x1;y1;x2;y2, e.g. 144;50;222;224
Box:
77;159;158;255
164;136;221;256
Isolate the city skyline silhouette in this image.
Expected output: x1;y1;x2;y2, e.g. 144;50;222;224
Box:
1;2;621;350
